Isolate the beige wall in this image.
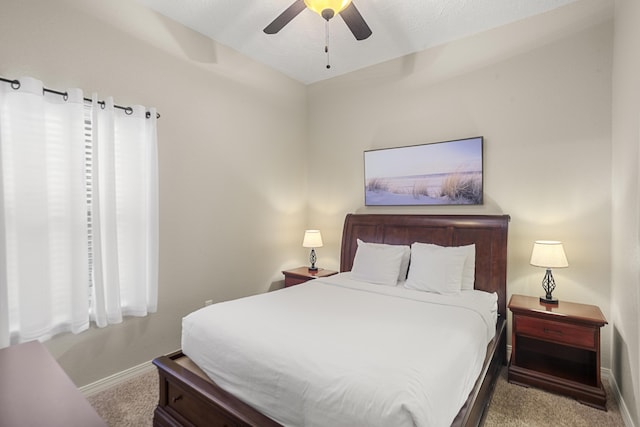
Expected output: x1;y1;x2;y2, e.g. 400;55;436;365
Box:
612;0;640;425
0;0;308;386
2;1;635;419
307;0;614;370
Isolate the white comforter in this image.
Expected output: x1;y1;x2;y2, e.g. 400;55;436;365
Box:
182;273;497;427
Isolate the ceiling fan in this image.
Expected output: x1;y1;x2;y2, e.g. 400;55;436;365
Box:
264;0;372;41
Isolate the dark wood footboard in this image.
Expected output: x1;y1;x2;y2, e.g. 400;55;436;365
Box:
153;318;506;427
153;352;281;427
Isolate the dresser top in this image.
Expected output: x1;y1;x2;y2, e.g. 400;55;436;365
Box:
0;341;107;427
508;294;607;326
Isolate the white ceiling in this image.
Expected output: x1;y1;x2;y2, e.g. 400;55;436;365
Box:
136;0;578;85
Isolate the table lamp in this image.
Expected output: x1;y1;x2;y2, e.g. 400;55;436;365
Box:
530;240;569;304
302;230;323;272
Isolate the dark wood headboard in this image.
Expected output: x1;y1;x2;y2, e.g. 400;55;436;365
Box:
340;214;510;319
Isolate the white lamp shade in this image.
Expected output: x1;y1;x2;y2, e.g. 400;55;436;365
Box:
302;230;323;248
530;240;569;268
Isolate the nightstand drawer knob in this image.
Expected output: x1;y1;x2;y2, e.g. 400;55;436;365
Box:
543;327;563;336
172;394;183;403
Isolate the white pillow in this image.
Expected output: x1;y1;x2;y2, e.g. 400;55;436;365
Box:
351;239;408;286
355;239;411;282
406;243;476;290
460;244;476;290
405;243;469;295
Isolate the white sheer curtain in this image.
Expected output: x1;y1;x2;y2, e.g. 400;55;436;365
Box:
0;77;158;348
90;97;158;327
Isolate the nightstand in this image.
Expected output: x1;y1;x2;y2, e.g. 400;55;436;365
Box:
508;294;608;410
282;266;338;287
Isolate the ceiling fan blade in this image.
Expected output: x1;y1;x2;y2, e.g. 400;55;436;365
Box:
339;2;372;40
264;0;307;34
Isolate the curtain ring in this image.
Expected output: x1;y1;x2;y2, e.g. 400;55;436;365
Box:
99;101;106;109
10;80;20;90
125;106;133;115
63;92;69;101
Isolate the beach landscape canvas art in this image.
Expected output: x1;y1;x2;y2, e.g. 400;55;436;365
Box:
364;137;483;206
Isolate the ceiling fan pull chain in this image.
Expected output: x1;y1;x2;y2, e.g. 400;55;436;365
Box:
325;20;331;69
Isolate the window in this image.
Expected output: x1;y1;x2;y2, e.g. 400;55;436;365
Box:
0;77;158;348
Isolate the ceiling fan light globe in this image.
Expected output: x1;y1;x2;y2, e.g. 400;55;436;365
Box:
304;0;352;18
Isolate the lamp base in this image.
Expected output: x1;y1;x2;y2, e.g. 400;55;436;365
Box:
540;269;558;304
540;296;558;304
307;248;318;273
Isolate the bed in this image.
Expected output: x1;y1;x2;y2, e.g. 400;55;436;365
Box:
153;213;510;427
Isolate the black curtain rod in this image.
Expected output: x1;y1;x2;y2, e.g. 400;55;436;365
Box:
0;76;160;119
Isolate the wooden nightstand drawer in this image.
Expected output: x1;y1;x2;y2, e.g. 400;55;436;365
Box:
515;316;596;349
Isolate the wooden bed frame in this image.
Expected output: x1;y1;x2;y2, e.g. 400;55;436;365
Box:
153;213;510;427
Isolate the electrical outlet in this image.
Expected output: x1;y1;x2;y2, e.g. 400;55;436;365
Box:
205;299;213;306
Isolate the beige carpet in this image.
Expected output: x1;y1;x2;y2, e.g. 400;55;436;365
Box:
484;369;625;427
87;369;157;427
87;367;626;426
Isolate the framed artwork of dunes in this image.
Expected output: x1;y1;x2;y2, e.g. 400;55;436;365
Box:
364;136;483;206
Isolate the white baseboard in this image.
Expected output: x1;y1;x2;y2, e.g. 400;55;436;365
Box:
80;359;156;397
603;368;636;427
